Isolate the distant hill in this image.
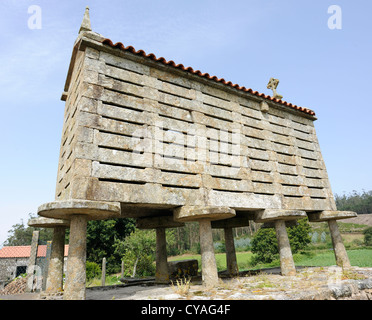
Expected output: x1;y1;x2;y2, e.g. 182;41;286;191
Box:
344;214;372;227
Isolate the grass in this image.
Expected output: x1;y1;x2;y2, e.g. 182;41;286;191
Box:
86;274;122;287
168;248;372;272
296;248;372;267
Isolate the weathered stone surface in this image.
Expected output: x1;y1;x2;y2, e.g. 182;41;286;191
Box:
275;220;296;276
64;215;87;300
51;27;338;212
35;8;354;300
307;210;357;222
199;220;219;287
254;209;307;223
46;227;66;293
37;200;121;220
155;228;169;283
168;260;198;278
328;219;351;268
28;217;70;228
173;206;236;222
224;227;239;276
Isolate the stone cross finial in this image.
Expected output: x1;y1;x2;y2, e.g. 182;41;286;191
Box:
267;77;283;100
79;6;92;34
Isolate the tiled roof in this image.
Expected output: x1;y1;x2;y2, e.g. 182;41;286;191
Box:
0;245;69;258
101;38;316;117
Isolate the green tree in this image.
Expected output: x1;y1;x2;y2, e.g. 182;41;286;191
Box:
3;213;53;246
250;219;311;265
81;218;136;274
363;227;372;246
287;218;312;253
251;227;278;264
335;190;372;214
113;229;156;277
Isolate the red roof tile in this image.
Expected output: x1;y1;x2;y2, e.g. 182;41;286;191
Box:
101;38;316;117
0;245;69;258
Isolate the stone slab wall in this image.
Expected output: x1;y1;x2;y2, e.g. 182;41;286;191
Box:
55;32;336;213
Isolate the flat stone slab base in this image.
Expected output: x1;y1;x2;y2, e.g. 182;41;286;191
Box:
307;211;357;222
174;206;235;222
28;217;70;228
38;200;121;220
254;209;307;223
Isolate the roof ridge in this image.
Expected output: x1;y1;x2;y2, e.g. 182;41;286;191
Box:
101;38;315;117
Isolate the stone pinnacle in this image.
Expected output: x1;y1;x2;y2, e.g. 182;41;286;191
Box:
79;6;92;34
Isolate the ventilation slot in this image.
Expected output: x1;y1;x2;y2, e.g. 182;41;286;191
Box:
99;161;146;169
103;101;144;113
105;62;144;75
98;145;144;154
202;91;230;102
98;178;146;185
158;78;191;90
104;87;144;100
158;89;192;101
162;184;199;190
101;115;144;126
212;188;244;193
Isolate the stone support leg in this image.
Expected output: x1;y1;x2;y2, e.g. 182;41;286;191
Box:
224;227;239;276
64;215;87;300
275;220;296;276
26;231;40;292
155;227;169;283
199;220;219;287
46;227;65;293
328;219;351;268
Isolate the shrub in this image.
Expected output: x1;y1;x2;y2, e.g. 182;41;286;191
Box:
250;219;312;265
234;237;252;252
214;241;226;253
86;261;101;281
113;229;156;277
364;227;372;246
251;228;278;264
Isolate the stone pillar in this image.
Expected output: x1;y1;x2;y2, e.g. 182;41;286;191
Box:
26;231;39;292
64;215;87;300
155;227;169;283
199;220;219;287
328;219;351;268
174;206;235;287
224;227;239;276
274;220;296;276
46;227;66;293
101;257;106;286
42;241;52;291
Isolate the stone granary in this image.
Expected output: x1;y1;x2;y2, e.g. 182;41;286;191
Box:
36;8;356;299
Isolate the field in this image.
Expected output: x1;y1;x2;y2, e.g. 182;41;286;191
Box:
169;248;372;272
169;219;372;271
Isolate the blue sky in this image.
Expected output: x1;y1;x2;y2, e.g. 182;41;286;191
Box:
0;0;371;246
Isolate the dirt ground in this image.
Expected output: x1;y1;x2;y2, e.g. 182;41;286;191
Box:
1;266;372;300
